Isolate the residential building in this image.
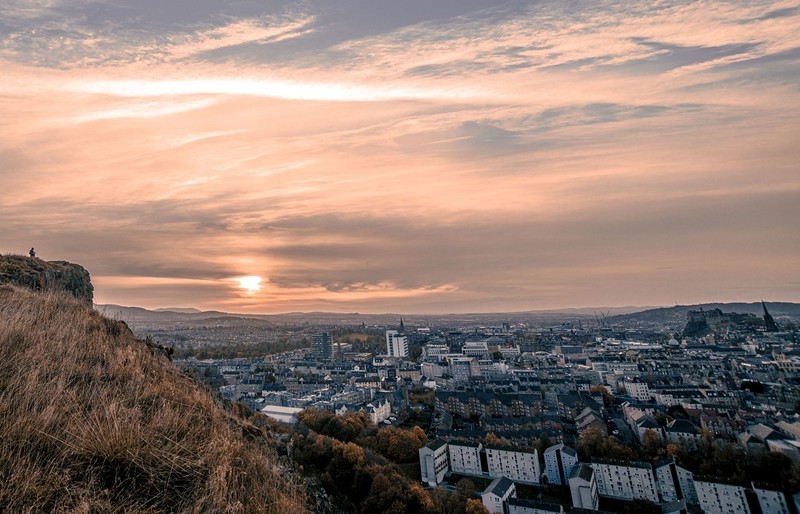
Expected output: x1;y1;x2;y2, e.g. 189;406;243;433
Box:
482;477;516;514
311;332;333;360
752;483;790;514
544;444;579;486
654;457;696;506
385;330;408;358
569;463;599;511
419;439;449;487
591;459;659;503
449;441;483;476
485;445;540;484
693;480;751;514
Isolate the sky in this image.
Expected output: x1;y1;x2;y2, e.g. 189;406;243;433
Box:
1;0;799;314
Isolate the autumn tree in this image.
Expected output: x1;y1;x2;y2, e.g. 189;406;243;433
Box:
298;409;369;442
483;432;511;447
465;498;490;514
578;427;634;461
369;426;428;463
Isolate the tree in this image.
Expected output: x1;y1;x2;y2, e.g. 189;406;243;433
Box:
590;385;614;408
369;426;428;463
642;428;664;458
483;432;511;447
465;499;490;514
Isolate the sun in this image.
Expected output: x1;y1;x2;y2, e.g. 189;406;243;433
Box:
235;276;263;292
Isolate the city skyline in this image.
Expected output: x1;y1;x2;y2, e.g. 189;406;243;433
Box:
2;1;799;314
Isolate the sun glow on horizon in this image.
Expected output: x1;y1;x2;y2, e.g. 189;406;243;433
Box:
235;276;263;292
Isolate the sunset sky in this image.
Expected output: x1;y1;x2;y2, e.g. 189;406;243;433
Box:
2;0;799;313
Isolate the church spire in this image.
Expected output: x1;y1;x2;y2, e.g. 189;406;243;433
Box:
762;301;779;332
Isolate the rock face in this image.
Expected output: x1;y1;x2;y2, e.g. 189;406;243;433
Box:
0;254;93;304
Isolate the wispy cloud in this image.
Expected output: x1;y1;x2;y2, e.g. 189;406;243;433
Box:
1;0;799;312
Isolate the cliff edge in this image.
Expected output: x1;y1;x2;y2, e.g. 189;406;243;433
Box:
0;254;93;304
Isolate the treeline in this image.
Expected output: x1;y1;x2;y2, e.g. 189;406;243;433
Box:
290;409;489;514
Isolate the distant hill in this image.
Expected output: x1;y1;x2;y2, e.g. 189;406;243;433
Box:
608;302;800;325
95;303;648;328
153;307;203;314
0;285;308;512
96;304;228;321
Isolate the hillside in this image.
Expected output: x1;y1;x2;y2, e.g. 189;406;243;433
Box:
0;285;308;513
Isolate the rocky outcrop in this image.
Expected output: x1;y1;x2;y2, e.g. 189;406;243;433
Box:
0;254;93;304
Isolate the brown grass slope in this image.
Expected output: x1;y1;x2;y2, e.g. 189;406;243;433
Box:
0;285;308;513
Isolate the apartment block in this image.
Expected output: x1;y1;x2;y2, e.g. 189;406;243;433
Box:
485;445;540;485
693;480;751;514
419;439;449;486
592;459;659;503
544;443;579;486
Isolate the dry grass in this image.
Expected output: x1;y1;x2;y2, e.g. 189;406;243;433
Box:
0;285;308;513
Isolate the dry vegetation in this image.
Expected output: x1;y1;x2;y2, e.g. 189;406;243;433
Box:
0;285;308;513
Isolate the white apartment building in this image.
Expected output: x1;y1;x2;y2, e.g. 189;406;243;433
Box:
448;441;483;476
419;439;449;486
544;444;578;486
485;446;540;485
482;477;516;514
592;459;659;503
694;480;751;514
569;463;599;510
385;330;408;358
752;483;790;514
654;457;697;506
622;379;652;401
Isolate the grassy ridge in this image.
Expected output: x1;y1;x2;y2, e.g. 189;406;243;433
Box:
0;285;307;513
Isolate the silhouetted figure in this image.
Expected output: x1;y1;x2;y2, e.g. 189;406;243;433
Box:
29;247;36;258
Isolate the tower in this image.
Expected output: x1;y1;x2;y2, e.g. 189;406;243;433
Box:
311;332;333;360
385;330;408;358
762;301;779;332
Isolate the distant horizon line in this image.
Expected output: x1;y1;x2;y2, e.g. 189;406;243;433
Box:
93;300;798;318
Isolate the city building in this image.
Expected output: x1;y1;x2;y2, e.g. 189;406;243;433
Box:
311;332;333;360
385;330;409;358
693;480;751;514
752;483;789;514
448;441;483;475
568;463;599;510
544;444;579;486
485;445;540;485
654;457;696;506
591;459;659;503
419;439;449;487
482;477;516;514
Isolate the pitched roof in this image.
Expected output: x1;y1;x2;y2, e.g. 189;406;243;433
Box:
569;463;594;482
484;476;515;497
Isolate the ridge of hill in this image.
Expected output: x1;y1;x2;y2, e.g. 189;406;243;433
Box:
0;285;309;513
608;302;800;324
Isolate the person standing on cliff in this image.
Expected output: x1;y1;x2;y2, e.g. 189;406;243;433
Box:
29;248;36;258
